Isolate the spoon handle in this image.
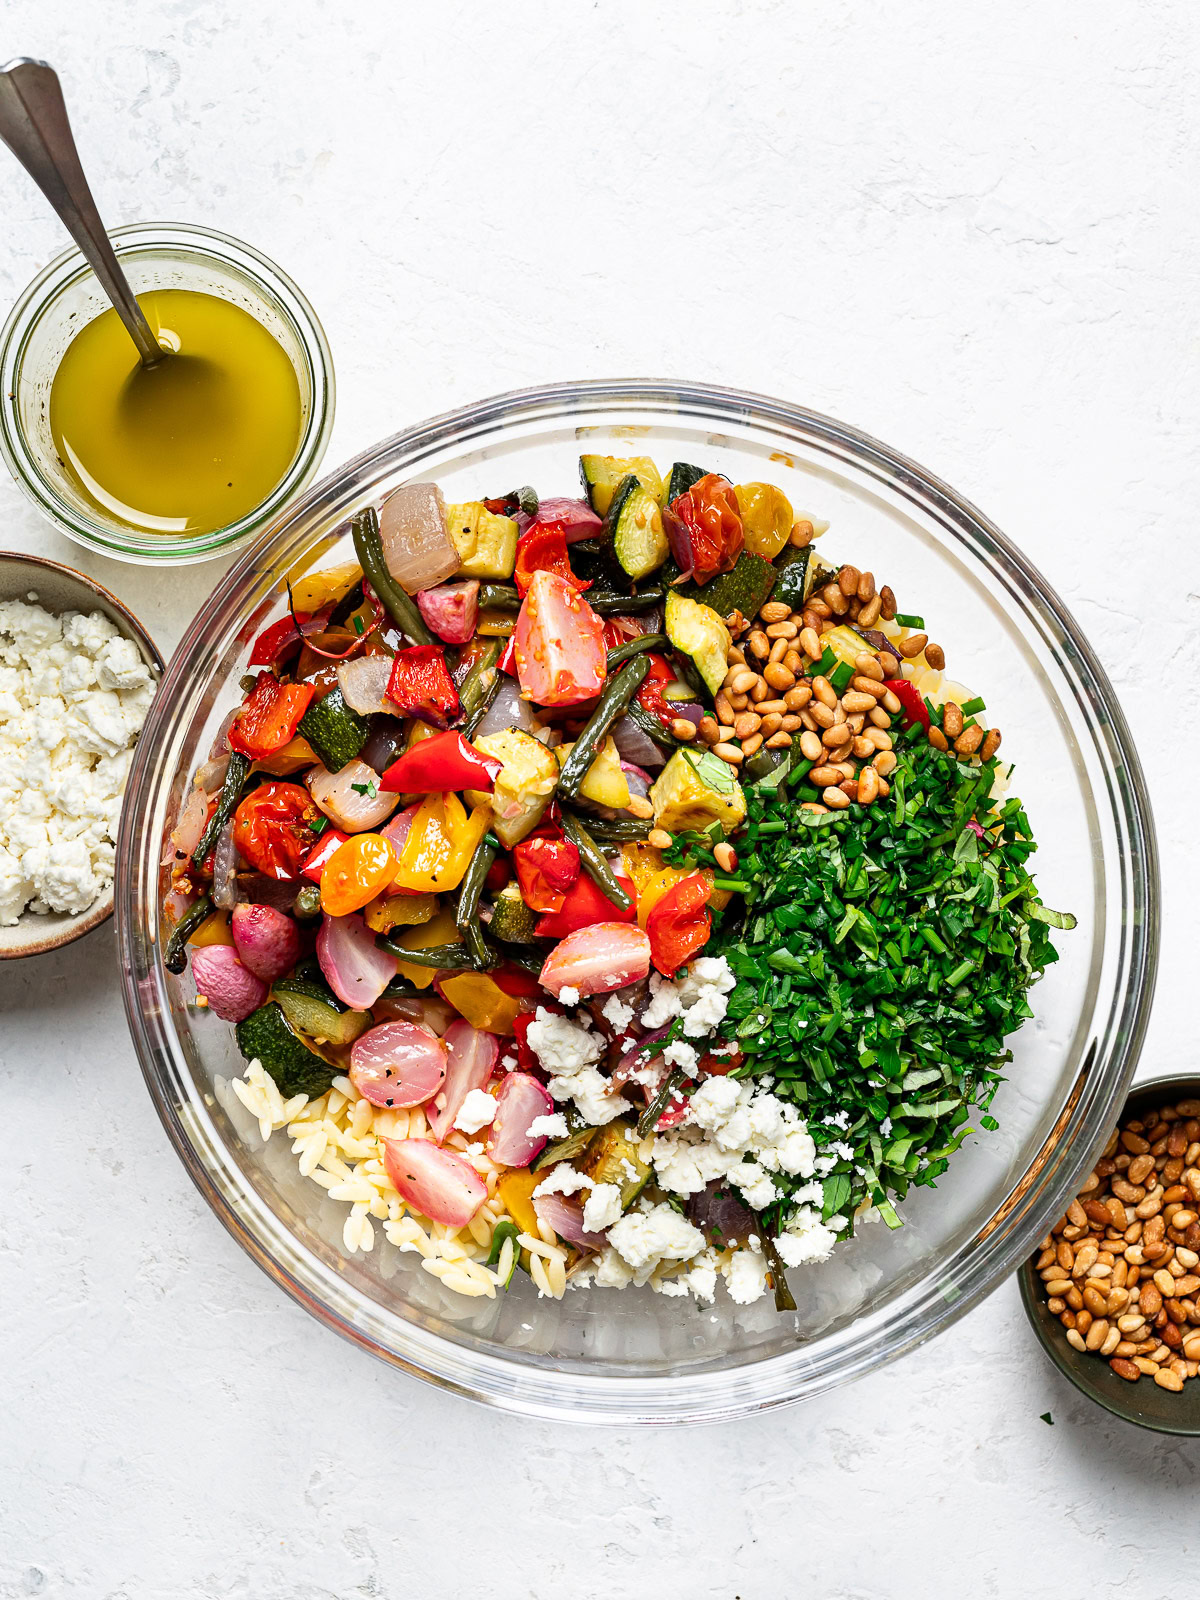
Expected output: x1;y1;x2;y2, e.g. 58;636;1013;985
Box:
0;57;164;367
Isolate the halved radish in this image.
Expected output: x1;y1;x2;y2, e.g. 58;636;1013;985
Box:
349;1020;447;1108
487;1072;554;1168
428;1020;499;1142
514;570;606;707
316;911;398;1009
191;944;267;1023
416;580;479;644
539;922;651;999
383;1138;487;1227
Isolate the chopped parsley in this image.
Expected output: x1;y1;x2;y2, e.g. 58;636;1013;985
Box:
707;730;1072;1234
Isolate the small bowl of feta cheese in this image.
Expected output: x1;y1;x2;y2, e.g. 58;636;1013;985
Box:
0;551;162;957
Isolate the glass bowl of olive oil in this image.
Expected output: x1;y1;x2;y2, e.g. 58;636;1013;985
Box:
0;222;334;564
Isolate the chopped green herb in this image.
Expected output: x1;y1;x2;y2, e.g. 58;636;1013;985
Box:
829;660;853;694
960;696;986;716
350;780;378;798
310;815;329;836
1040;1411;1054;1425
485;1219;521;1287
353;613;365;635
894;613;925;628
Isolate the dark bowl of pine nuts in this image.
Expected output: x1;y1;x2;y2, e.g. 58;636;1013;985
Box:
1019;1076;1200;1435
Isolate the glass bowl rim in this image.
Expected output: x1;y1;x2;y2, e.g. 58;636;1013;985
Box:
117;377;1160;1424
0;220;335;566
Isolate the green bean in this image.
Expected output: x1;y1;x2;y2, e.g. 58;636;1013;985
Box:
477;583;520;612
291;883;322;920
588;588;664;614
605;633;669;669
457;637;503;734
560;810;632;911
351;506;434;645
374;936;488;970
759;1232;797;1313
637;1066;688;1138
625;700;682;753
163;894;214;974
191;752;250;871
557;655;650;802
578;816;654;843
455;833;498;968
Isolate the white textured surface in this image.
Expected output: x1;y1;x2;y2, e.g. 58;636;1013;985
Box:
1;0;1196;1593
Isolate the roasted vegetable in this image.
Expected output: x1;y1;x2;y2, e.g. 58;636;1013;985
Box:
351;506;435;645
580;1119;652;1207
555;655;649;803
579;454;665;516
555;734;630;810
605;474;669;579
297;686;370;773
445;502;519;579
649;747;746;835
664;588;731;696
234;1001;338;1098
469;728;559;847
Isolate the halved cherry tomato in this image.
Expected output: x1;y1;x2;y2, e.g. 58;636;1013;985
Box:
232;781;320;880
320;832;400;916
514;570;606;707
386;646;461;729
883;677;930;731
645;870;712;976
533;868;637;937
228;672;315;759
663;473;743;585
513;522;591;599
512;828;580;914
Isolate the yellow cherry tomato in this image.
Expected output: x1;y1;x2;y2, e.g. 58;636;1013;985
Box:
735;482;793;558
320;832;399;916
188;909;234;947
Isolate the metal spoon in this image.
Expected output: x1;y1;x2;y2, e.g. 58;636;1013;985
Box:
0;57;166;367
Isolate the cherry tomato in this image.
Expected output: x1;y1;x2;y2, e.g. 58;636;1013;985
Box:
883;678;930;731
386;645;461;729
636;653;679;726
228;672;315;758
513;522;591;599
512;829;580;913
645;871;712;976
232;782;320;880
320;833;400;916
663;474;743;585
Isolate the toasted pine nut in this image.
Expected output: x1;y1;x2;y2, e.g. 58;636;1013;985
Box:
879;585;897;620
712;742;743;764
714;691;735;723
763;662;795;692
747;630;770;659
780;715;803;732
872;750;897;777
854;653;884;682
698;716;721;745
790;519;814;546
878;651;900;676
925;642;945;670
799;626;822;659
856;570;875;603
852;736;874;759
768;637;788;665
850;676;886;700
729;692;749;711
838;564;860;597
741;733;763;757
822;583;848;615
810;701;835;730
856;594;882;627
670;718;697;742
864;727;893;751
765;731;792;749
812;674;837;708
750;680;769;705
954;725;984;757
809;765;843;787
942;703;964;740
857;766;879;805
733;712;761;740
759;712;784;737
980;728;1002;761
766;621;798;640
841;690;877;715
799;731;823;761
822;723;852;748
928;726;949;751
784;683;812;711
869;707;891;729
627;795;655;819
783;648;803;674
648;829;672;850
759;601;791;624
822;786;851;809
729;669;758;695
897;632;928;660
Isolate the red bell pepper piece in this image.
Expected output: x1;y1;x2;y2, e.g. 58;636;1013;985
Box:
636;653;679;726
299;827;349;883
513;521;591;600
386;646;461;729
512;1010;542;1074
378;729;502;794
485;856;511;894
883;678;930;732
228;672;316;758
663;473;743;585
645;871;712;976
533;869;638;937
497;635;518;675
490;965;547;1001
512;829;580;914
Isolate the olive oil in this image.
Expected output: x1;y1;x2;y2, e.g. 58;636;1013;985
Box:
49;289;302;535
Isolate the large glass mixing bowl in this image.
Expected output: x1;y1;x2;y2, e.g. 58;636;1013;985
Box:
117;380;1158;1424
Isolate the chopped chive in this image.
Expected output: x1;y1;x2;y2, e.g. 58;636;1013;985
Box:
713;876;751;893
352;614;365;635
815;646;837;678
894;613;924;628
960;696;986;716
310;815;329;836
829;660;853;694
945;958;975;986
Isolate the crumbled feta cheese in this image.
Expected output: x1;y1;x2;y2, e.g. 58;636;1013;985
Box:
525;1112;569;1140
662;1039;700;1075
0;597;154;924
526;1006;631;1125
640;973;683;1029
600;994;634;1032
453;1089;498;1134
651;1077;817;1212
556;985;580;1006
581;1181;624;1233
776;1207;839;1266
641;955;735;1038
606;1203;706;1284
725;1248;770;1305
533;1165;592;1198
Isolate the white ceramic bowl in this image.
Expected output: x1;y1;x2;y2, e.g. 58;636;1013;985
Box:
0;550;164;958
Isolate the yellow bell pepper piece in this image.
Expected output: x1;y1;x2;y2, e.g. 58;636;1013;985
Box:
475;610;516;637
363;890;438;934
390;906;460;990
252;735;318;776
189;910;233;947
555;735;630;808
735;483;793;558
288;559;363;613
497;1169;540;1236
636;863;715;928
621;841;666;896
439;972;521;1035
391;792;492;893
